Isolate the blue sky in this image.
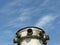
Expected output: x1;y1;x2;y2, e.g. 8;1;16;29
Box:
0;0;60;45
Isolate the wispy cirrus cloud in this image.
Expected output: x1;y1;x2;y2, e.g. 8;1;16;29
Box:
35;14;58;28
40;0;49;6
0;0;60;45
58;44;60;45
0;0;49;15
0;15;30;30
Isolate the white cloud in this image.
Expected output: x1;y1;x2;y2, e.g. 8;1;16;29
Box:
3;30;13;34
40;0;49;6
0;0;49;15
0;0;22;15
35;14;58;28
18;16;30;21
0;14;31;30
58;44;60;45
53;43;60;45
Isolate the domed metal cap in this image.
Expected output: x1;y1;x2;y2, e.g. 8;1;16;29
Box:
13;26;50;45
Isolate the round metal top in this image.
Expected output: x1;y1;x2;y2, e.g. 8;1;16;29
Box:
13;26;50;45
17;26;44;33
